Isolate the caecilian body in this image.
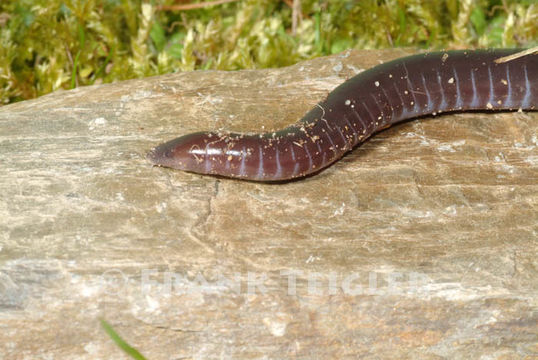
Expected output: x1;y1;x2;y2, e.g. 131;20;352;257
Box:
148;49;537;181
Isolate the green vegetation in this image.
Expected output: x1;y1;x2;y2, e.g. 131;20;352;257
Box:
0;0;536;105
100;319;147;360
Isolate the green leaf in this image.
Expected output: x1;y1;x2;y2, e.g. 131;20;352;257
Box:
330;38;352;55
470;6;487;36
100;319;147;360
397;5;407;34
150;21;166;53
314;11;322;53
71;50;81;89
166;32;185;59
78;23;86;48
486;15;506;46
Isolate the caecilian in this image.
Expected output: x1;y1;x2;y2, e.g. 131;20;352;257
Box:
148;49;537;181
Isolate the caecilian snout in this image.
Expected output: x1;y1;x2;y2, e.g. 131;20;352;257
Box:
147;131;225;172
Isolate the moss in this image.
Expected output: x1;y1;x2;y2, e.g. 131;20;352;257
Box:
0;0;536;105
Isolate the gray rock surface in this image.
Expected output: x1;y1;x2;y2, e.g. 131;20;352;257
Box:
0;49;537;359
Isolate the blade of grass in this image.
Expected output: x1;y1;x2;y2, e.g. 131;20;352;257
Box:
314;10;321;53
70;50;81;89
100;318;148;360
93;45;115;82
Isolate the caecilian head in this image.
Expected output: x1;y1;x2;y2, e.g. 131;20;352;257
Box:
147;131;225;175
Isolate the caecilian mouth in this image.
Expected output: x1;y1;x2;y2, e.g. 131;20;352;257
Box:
146;146;172;167
146;147;161;165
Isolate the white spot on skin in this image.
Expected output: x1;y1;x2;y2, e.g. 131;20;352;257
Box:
448;77;454;84
374;81;380;87
486;102;493;109
345;99;351;106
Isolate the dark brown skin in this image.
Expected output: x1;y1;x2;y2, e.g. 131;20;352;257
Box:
147;49;537;181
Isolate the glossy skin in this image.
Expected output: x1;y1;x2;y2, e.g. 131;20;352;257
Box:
147;49;537;181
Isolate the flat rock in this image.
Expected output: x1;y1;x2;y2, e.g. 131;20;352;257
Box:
0;49;537;359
